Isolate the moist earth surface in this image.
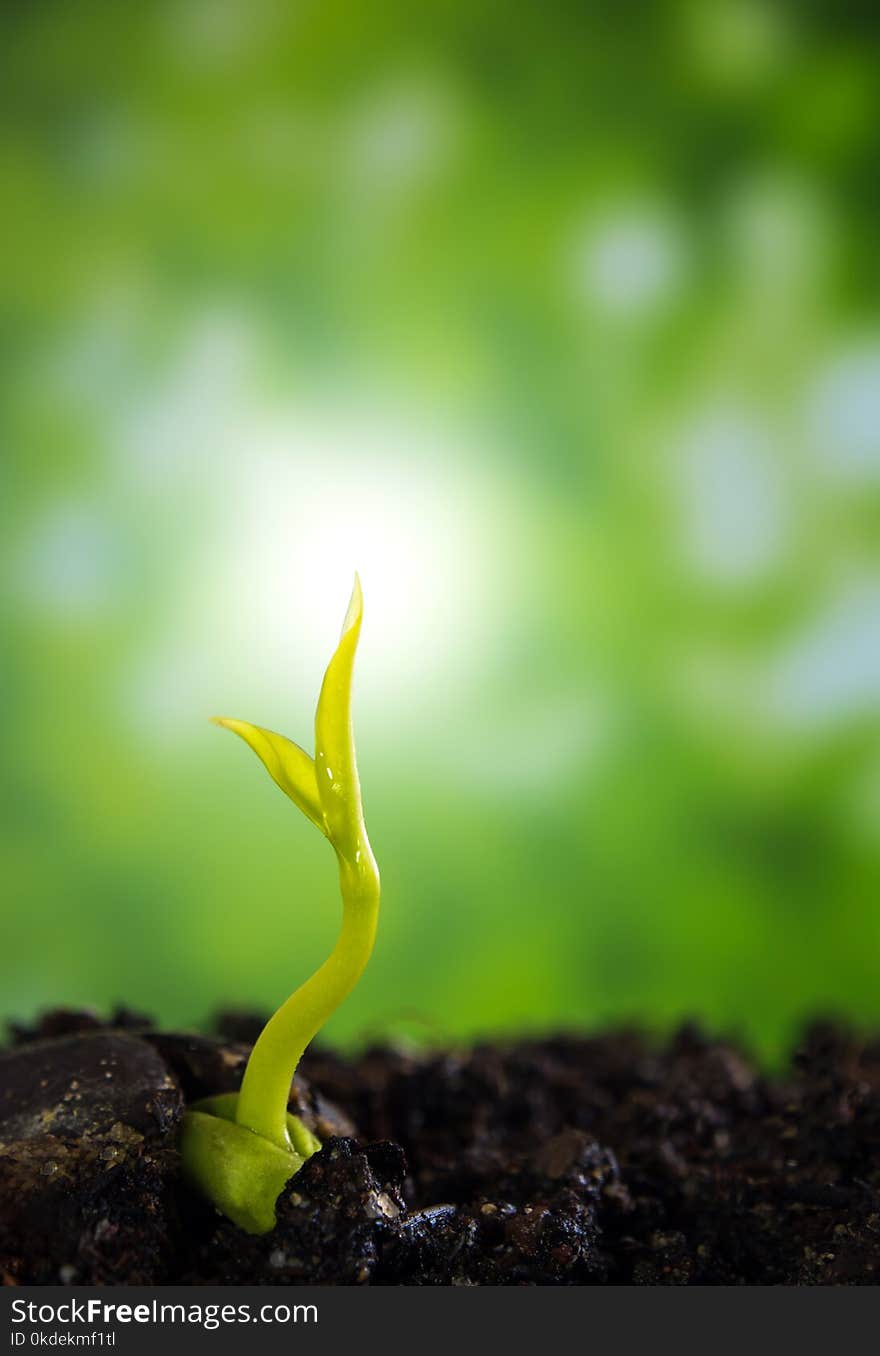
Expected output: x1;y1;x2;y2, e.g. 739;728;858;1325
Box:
1;1009;879;1285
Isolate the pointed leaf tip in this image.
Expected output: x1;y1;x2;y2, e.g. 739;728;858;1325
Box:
342;573;363;639
213;716;326;836
313;579;368;861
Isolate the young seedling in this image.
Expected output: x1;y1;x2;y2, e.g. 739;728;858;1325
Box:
180;576;380;1233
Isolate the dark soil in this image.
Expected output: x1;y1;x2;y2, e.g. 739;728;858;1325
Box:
2;1009;879;1285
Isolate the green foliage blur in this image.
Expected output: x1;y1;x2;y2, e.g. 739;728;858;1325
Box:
2;0;879;1061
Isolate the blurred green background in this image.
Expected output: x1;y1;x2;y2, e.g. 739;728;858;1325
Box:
2;0;879;1061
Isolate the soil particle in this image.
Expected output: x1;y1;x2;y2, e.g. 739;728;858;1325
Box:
178;1138;406;1285
2;1013;880;1285
0;1032;181;1285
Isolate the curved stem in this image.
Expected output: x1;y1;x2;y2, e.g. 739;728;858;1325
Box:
234;852;379;1150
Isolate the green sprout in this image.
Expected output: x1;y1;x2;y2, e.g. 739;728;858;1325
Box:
180;576;380;1233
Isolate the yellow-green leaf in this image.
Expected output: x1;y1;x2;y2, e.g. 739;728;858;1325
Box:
212;717;326;835
314;573;366;863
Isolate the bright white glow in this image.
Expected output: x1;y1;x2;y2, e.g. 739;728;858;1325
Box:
116;315;528;740
127;406;525;737
217;424;490;694
572;205;687;318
